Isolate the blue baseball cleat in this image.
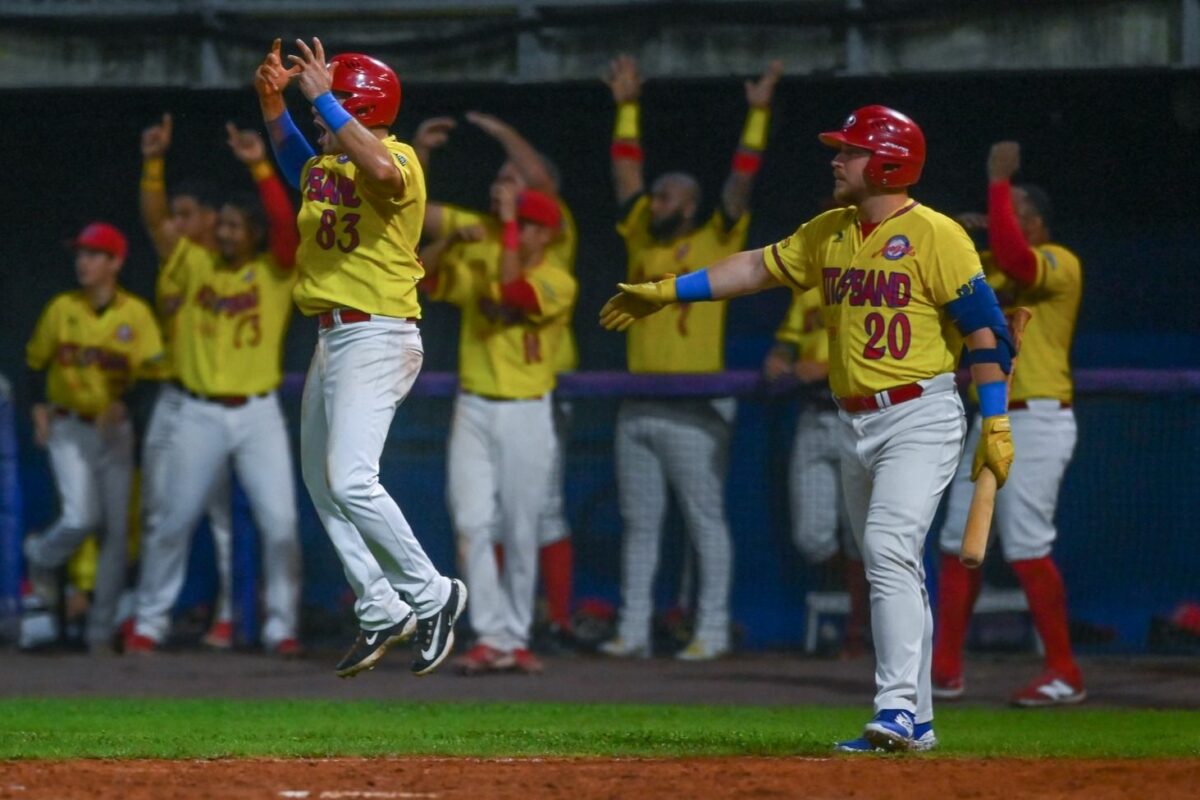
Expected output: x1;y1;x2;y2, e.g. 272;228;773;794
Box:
912;720;938;752
863;709;916;751
834;736;881;753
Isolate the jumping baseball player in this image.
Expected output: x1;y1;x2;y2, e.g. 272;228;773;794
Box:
764;287;869;657
260;38;465;677
420;186;577;674
415;113;579;645
137;115;239;649
125;114;303;656
24;222;163;652
601;105;1017;752
933;142;1084;706
599;55;781;661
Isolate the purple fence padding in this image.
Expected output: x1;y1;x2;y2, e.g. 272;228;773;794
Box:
280;369;1200;401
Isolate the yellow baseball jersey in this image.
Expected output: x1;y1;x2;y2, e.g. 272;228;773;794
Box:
440;202;580;373
428;224;578;399
162;237;296;396
26;289;164;417
775;287;829;365
293;137;426;318
764;202;983;398
619;195;749;373
983;244;1081;403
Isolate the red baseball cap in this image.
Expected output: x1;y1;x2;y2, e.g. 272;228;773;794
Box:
516;190;562;230
73;222;128;260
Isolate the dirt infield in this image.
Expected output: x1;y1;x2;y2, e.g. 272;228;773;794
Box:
2;756;1198;799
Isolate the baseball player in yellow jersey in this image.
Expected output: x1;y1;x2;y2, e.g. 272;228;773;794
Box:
420;187;577;674
260;38;465;678
601;105;1017;752
414;112;580;646
598;55;780;662
24;222;163;652
126;115;303;656
764;287;869;657
137;114;243;649
933;142;1085;707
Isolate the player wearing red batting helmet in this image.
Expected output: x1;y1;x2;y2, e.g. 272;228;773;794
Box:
328;53;401;130
819;105;926;190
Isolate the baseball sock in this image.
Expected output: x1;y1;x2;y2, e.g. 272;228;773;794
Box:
1011;556;1082;685
932;553;983;682
539;538;574;630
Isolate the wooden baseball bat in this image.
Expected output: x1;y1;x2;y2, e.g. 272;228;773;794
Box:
959;307;1033;569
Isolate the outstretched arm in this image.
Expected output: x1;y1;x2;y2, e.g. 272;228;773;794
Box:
412;117;458;240
227;123;298;269
139;113;180;262
986;141;1037;286
466;112;556;194
721;60;783;221
604;54;645;206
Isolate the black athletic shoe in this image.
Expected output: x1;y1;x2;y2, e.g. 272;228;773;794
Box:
335;613;416;678
412;579;468;676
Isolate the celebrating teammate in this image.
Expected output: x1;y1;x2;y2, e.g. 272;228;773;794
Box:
600;105;1016;752
599;55;781;661
933;141;1085;707
125;116;303;657
415;112;579;647
24;222;163;652
136;114;239;649
259;38;466;677
764;286;869;658
420;185;577;675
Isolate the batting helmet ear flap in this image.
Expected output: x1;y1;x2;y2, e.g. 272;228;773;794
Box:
328;53;401;129
818;105;926;188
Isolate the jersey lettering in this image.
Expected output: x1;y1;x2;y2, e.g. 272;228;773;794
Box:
195;284;260;317
304;168;363;208
54;343;130;371
822;267;911;308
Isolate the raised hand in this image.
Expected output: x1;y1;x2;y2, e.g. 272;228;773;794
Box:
465;111;513;140
988;141;1021;182
414;116;457;152
225;122;268;164
141;113;173;159
287;37;334;102
492;181;518;222
255;38;298;116
745;59;784;109
604;54;643;104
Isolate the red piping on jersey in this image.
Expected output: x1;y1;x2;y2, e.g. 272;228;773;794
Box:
769;244;806;291
610;141;644;162
257;171;299;269
987;180;1037;286
500;278;540;314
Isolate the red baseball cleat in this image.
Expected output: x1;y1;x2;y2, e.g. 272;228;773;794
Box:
124;633;158;654
202;621;233;650
453;643;512;676
509;648;545;674
273;638;303;658
1010;671;1087;707
931;675;965;700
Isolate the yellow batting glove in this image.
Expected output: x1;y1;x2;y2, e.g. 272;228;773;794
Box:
599;275;678;331
972;415;1015;487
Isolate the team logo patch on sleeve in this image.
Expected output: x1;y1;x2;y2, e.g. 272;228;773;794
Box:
395;153;408;166
880;234;915;261
337;155;351;164
115;324;133;342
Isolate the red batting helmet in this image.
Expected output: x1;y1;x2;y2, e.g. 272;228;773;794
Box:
819;105;926;188
73;222;128;260
329;53;401;129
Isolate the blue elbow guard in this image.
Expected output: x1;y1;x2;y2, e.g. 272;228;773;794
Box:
674;269;713;302
947;274;1015;374
269;111;316;190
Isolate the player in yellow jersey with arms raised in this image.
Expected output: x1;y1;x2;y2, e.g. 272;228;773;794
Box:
602;106;1016;752
25;223;163;652
260;38;465;678
421;186;576;675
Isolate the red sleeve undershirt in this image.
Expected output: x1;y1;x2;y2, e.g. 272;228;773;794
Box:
987;180;1037;286
256;172;299;270
500;278;541;314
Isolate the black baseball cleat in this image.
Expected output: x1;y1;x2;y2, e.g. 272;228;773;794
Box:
412;579;468;676
335;613;417;679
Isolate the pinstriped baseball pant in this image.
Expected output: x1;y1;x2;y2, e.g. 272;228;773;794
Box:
614;399;734;649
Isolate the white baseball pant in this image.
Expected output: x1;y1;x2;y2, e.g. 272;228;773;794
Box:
838;373;965;723
300;314;450;631
449;391;555;652
133;391;299;647
537;398;572;547
141;382;235;625
613;398;735;650
27;414;133;646
938;402;1077;561
789;405;857;563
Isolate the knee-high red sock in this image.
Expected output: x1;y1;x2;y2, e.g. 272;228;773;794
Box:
933;554;983;682
844;558;870;651
539;538;574;629
1010;556;1081;684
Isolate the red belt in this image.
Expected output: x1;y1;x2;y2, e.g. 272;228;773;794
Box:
1009;400;1072;410
53;407;95;422
835;383;924;413
318;309;418;330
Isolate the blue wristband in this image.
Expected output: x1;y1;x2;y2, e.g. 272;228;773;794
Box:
675;269;713;302
978;381;1007;418
313;91;354;133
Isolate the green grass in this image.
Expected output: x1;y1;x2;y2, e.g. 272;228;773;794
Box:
1;699;1196;760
